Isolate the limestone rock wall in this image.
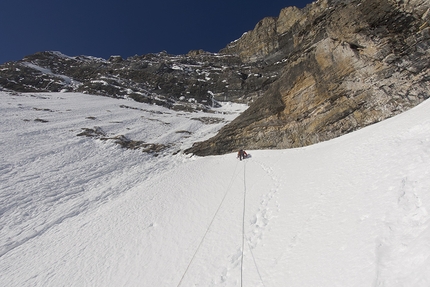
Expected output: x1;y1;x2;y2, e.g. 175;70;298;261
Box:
187;0;430;155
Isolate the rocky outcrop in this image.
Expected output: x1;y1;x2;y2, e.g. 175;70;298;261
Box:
187;0;430;155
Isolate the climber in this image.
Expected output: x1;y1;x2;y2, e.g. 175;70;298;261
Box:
237;149;248;161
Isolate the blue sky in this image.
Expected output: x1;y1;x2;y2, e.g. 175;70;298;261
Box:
1;0;313;64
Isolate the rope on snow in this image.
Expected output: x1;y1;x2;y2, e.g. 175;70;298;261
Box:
241;160;267;287
176;159;240;287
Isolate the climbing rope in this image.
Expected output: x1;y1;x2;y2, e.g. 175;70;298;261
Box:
176;160;240;287
241;159;267;287
247;239;267;287
177;156;272;287
240;160;247;287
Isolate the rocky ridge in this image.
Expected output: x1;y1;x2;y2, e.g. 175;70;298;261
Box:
0;50;278;112
1;0;430;156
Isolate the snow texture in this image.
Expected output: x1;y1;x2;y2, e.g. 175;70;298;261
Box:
1;91;430;286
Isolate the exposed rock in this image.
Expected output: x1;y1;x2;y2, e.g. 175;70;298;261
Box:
191;117;226;124
77;126;168;154
224;17;279;63
0;50;279;111
187;0;430;155
105;135;169;154
77;126;107;138
108;55;124;63
34;118;49;123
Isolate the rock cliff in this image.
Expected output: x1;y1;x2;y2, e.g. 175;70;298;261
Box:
186;0;430;155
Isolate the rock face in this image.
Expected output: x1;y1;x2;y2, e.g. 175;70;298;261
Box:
186;0;430;155
0;51;278;112
1;0;429;156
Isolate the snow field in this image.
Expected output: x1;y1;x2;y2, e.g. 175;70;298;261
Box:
0;91;245;261
1;91;430;286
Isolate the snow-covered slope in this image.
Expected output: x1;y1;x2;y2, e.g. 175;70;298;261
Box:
1;91;429;286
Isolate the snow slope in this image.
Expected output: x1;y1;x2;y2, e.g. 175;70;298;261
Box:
1;91;430;286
